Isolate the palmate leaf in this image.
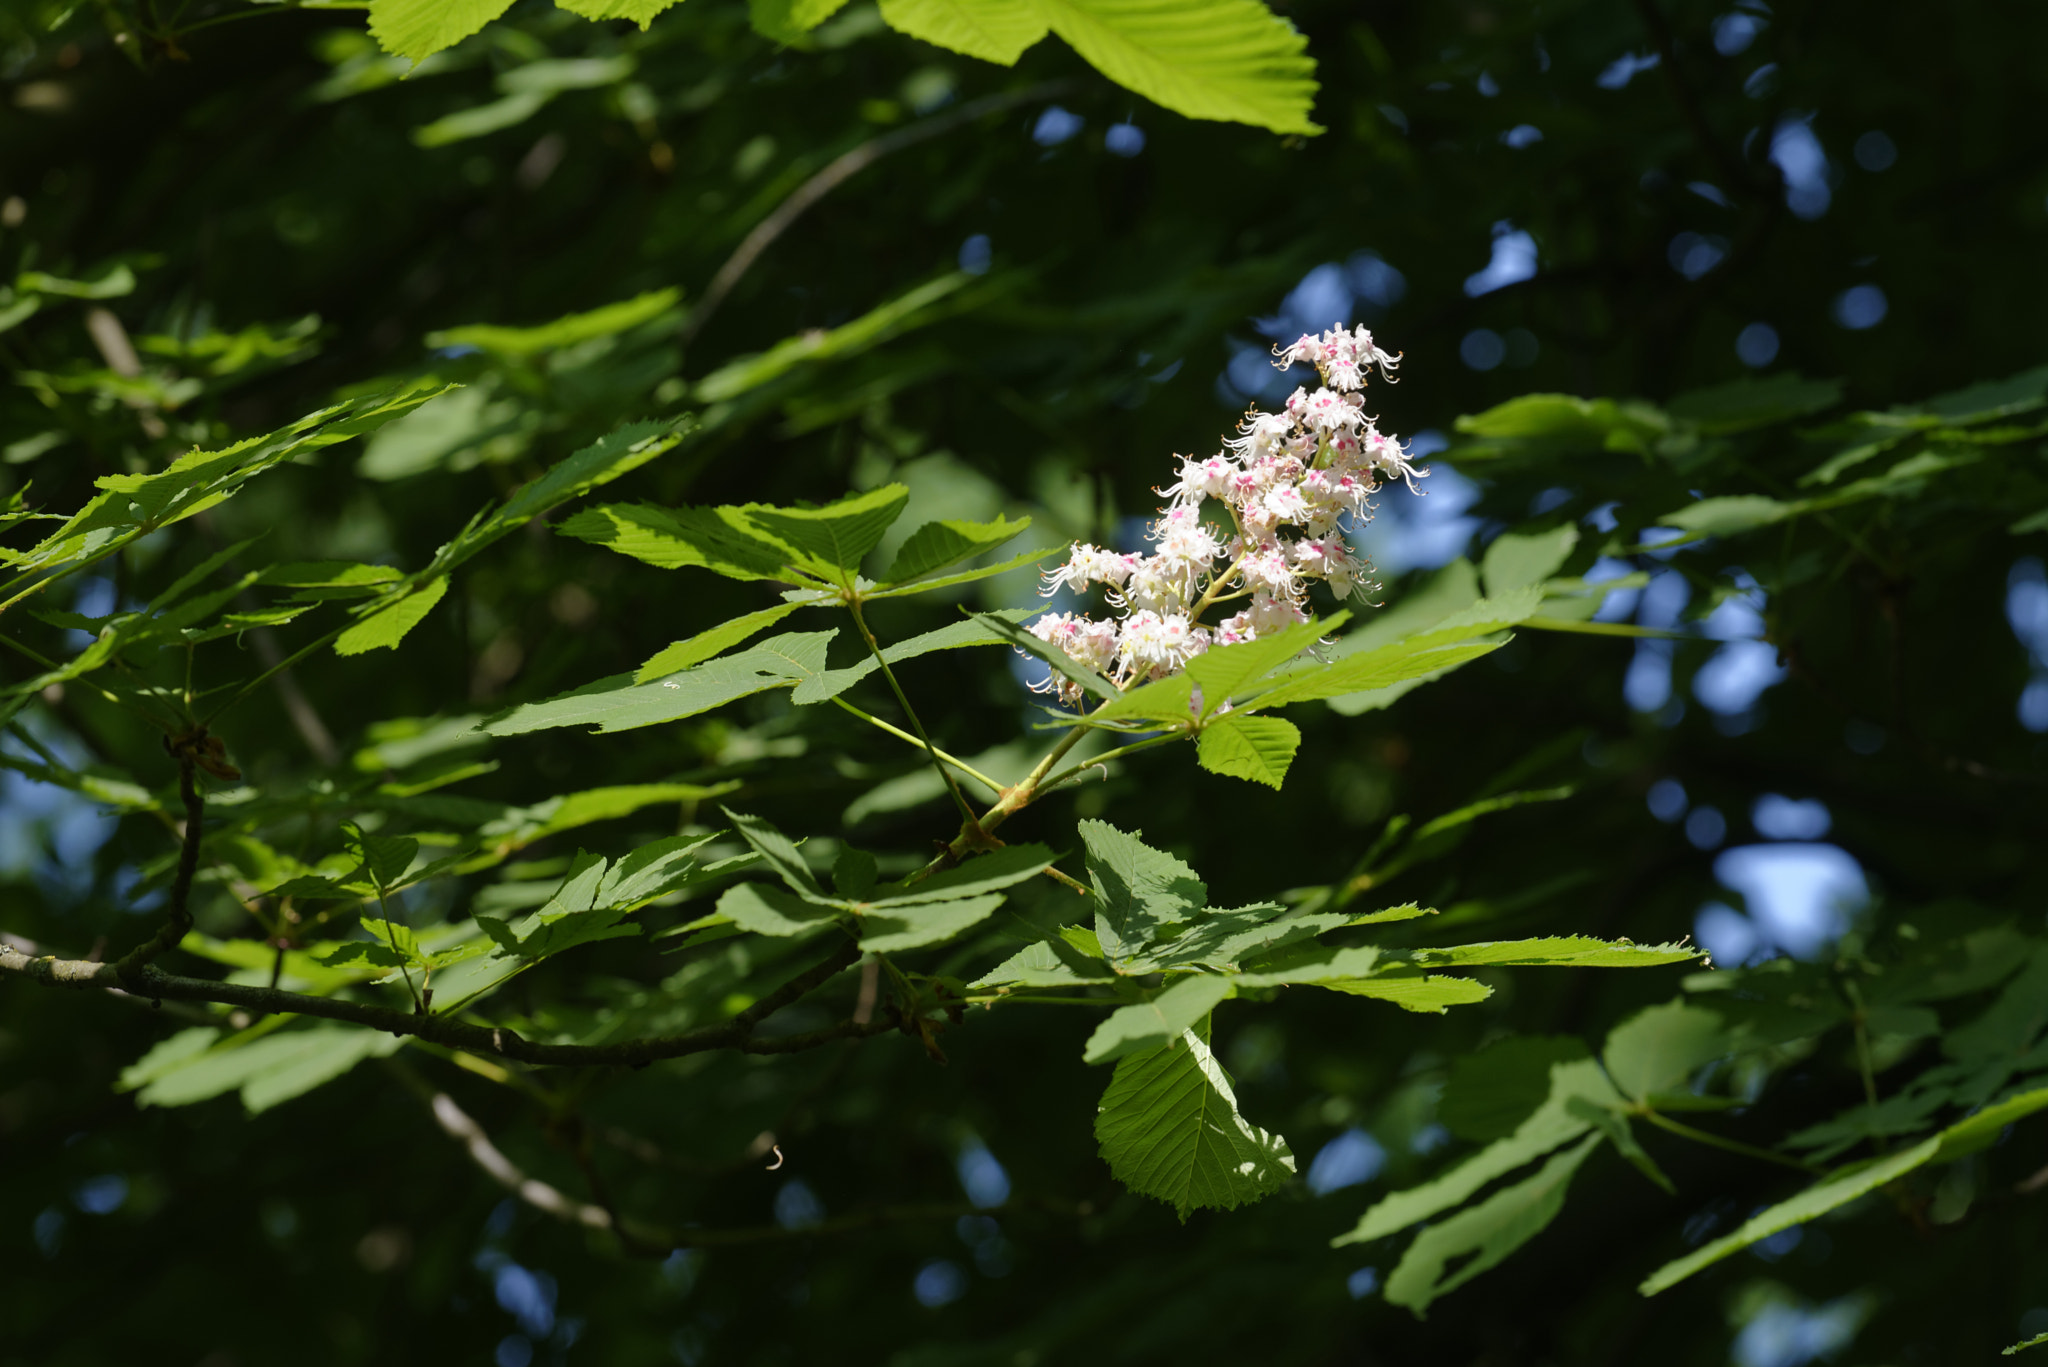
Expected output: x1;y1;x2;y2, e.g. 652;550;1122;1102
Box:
10;383;451;578
129;1025;406;1114
1337;1059;1622;1246
694;274;974;403
876;0;1049;63
1035;0;1320;135
1094;1019;1295;1220
1479;524;1579;598
867;543;1061;599
725;806;826;897
1384;1134;1601;1316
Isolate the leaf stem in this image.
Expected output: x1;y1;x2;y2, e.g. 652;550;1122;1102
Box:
1639;1108;1820;1173
1039;732;1184;792
846;597;979;828
828;696;1005;796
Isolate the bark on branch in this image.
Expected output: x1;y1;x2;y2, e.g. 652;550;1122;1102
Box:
1;936;899;1066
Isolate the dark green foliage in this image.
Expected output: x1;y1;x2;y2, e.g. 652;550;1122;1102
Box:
6;1;2048;1364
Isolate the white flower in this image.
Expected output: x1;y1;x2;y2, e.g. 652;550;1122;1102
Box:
1023;325;1420;701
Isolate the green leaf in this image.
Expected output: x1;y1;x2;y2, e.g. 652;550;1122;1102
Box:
789;609;1034;706
368;0;517;60
1930;1083;2048;1162
557;502;811;581
2005;1332;2048;1357
1412;936;1699;971
342;822;418;888
724;807;824;897
1036;0;1320;136
480;630;835;735
1452;394;1669;453
442;418;692;571
1183;614;1341;712
635;602;809;681
741;484;910;575
135;1026;404;1113
832;847;879;900
1239;634;1512;713
333;578;448;656
426;288;680;358
1441;1036;1593;1143
968;609;1120;702
750;0;852;43
1079;819;1205;963
1094;1020;1295;1220
1195;714;1300;788
1602;1002;1731;1103
867;543;1061;599
1656;494;1797;539
1667;373;1844;434
1142;904;1328;972
1384;1134;1600;1316
1083;974;1234;1064
876;0;1048;62
694;274;973;402
1639;1137;1942;1296
717;881;842;937
972;935;1118;988
1336;1059;1622;1245
597;833;721;907
474;783;731;862
858;893;1005;952
1481;524;1579;598
19;263;137;299
879;513;1033;585
413;93;552;148
869;844;1056;905
556;0;684;25
1331;972;1491;1014
1565;1097;1674;1194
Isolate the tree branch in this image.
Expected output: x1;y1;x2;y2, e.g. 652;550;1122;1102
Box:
406;1073;1081;1254
1;934;902;1066
678;81;1075;351
112;749;202;989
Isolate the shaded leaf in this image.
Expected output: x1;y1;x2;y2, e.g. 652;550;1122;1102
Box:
1095;1020;1295;1220
1083;974;1234;1064
1384;1135;1600;1316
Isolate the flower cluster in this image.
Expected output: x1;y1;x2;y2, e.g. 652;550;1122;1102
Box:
1027;326;1427;705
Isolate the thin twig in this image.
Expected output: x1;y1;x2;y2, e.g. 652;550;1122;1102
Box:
112;749;202;990
678;82;1076;351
